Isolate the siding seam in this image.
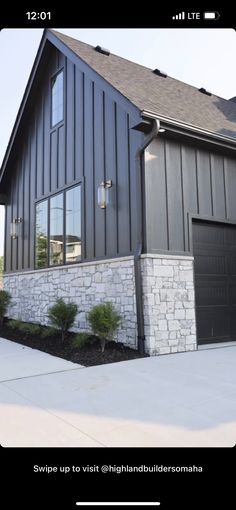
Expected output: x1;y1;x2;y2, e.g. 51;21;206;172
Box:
223;157;228;219
127;114;132;252
164;140;170;250
180;144;185;251
114;102;119;254
209;153;214;216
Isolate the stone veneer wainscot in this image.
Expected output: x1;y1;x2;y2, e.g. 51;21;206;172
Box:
4;256;137;348
4;254;197;355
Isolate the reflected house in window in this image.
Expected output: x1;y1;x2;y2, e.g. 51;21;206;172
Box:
64;235;81;262
1;29;236;356
36;185;81;267
50;192;64;266
49;234;81;265
49;235;64;265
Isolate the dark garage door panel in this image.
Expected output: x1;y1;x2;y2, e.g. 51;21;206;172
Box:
196;308;230;341
193;221;236;344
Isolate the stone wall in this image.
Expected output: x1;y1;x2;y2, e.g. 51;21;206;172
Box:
3;253;197;355
141;254;197;355
3;256;137;348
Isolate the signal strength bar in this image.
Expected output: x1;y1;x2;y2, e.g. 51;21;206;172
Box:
172;12;185;20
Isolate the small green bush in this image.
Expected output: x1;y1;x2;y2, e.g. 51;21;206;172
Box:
47;298;78;342
20;323;42;335
40;326;58;339
8;319;22;330
0;290;11;327
88;302;121;352
8;320;42;336
73;332;92;349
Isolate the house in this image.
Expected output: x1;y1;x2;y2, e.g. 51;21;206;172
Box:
0;29;236;355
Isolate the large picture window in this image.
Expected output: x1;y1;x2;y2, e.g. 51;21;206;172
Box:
51;70;64;127
35;184;81;268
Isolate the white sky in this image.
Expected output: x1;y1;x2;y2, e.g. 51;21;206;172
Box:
0;28;236;257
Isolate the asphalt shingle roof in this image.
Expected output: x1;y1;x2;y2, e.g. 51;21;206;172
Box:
51;30;236;141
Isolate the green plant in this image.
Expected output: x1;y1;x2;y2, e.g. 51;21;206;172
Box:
73;332;92;349
8;319;22;330
8;319;42;336
47;298;78;342
19;323;42;335
36;234;48;268
0;256;3;276
0;290;11;326
88;302;121;353
40;326;58;338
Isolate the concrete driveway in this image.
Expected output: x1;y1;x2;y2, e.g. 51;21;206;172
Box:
0;337;235;447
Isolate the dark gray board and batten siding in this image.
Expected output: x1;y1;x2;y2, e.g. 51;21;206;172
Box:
144;138;236;254
4;43;142;273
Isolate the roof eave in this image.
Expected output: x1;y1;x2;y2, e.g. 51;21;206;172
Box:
142;110;236;151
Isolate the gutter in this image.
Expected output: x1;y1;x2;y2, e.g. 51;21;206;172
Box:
142;109;236;150
134;118;160;354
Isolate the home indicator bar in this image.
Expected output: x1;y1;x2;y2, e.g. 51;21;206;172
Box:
76;503;161;507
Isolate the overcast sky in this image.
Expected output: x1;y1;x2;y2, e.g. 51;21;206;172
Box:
0;28;236;257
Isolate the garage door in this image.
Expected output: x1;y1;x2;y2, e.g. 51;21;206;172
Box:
193;221;236;345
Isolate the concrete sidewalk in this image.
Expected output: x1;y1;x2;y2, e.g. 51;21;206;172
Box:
0;337;235;447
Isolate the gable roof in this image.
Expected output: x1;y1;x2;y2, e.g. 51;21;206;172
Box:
51;30;236;142
1;29;236;187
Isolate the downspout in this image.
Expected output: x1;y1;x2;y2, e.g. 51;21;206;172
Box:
134;118;160;354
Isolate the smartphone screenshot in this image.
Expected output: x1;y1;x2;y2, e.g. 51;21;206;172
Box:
0;8;235;510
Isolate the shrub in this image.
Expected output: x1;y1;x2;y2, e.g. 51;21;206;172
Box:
73;332;93;349
88;302;121;352
8;320;42;336
0;290;11;327
40;326;58;339
19;323;42;336
47;298;78;342
8;319;22;330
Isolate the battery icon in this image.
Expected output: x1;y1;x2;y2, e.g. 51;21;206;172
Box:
203;11;220;20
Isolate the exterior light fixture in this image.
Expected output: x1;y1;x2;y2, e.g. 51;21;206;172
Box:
97;180;112;209
159;127;166;133
10;217;23;239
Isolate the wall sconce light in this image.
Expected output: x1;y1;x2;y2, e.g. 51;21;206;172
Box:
10;218;23;239
97;180;112;209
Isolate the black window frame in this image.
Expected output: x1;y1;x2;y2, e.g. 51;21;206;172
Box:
50;68;64;129
34;182;82;269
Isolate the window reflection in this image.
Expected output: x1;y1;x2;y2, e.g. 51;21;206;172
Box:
50;193;64;266
35;184;82;269
66;186;81;263
35;200;48;268
51;71;63;127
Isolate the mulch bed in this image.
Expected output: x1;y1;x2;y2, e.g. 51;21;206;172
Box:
0;322;148;367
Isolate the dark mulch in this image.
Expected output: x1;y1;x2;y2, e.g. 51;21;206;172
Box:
0;322;148;367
